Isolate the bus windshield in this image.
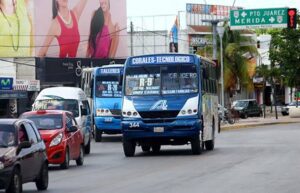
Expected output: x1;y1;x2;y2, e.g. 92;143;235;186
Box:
125;64;198;96
95;74;122;98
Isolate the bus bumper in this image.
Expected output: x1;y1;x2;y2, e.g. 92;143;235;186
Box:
122;118;201;141
95;116;121;134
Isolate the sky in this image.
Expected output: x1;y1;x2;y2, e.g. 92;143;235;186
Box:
127;0;300;17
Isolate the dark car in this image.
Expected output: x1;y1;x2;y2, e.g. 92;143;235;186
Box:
0;119;48;193
233;99;262;119
281;101;299;116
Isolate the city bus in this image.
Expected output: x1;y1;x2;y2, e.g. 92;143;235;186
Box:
121;54;218;156
81;64;124;142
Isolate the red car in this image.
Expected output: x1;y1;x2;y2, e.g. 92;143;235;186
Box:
20;110;84;169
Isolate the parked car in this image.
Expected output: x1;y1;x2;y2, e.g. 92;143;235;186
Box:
281;101;299;116
232;99;262;119
20;110;84;169
0;119;48;193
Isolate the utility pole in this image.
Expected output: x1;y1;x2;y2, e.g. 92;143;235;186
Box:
130;21;134;56
202;19;227;60
217;26;225;121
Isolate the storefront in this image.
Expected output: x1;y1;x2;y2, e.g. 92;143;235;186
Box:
36;57;126;88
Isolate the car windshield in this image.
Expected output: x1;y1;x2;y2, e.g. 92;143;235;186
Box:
0;125;16;147
125;65;198;96
235;101;248;107
33;99;79;117
22;114;63;130
95;74;122;98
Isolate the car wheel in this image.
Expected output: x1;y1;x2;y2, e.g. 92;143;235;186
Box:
141;145;151;152
205;119;215;151
60;148;70;169
95;129;102;142
35;163;49;190
243;113;248;119
76;145;84;166
123;138;135;157
6;168;22;193
84;139;91;154
151;145;161;154
191;136;203;155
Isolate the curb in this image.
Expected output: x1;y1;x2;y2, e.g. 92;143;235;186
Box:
221;121;300;131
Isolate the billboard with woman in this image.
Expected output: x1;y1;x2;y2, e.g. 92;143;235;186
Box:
35;0;127;59
0;0;34;57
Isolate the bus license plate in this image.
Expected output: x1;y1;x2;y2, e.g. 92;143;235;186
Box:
154;127;164;133
104;118;112;123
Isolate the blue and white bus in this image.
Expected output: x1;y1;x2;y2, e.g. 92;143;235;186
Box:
121;54;218;156
81;64;124;142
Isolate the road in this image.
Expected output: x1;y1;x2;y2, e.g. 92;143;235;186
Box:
8;123;300;193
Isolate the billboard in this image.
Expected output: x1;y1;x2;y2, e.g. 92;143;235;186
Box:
186;3;241;26
0;0;34;57
0;0;127;58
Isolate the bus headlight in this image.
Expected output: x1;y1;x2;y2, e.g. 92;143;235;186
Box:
96;108;113;116
122;97;141;118
178;96;199;117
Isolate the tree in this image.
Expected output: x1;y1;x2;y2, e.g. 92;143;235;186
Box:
221;24;258;101
269;15;300;102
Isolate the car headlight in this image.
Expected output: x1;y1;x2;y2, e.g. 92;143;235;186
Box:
96;108;113;116
50;133;63;147
0;161;4;170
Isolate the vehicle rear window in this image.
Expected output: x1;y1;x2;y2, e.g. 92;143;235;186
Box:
22;114;63;130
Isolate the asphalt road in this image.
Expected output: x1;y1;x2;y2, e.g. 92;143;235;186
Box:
6;123;300;193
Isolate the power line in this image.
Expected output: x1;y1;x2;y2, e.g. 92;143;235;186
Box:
0;27;127;48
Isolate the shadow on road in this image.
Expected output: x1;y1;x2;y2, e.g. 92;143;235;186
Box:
100;135;123;143
134;148;211;157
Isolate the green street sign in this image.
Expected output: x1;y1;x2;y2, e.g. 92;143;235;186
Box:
230;8;288;30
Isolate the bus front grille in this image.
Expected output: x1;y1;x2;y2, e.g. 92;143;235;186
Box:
139;110;179;119
111;109;121;116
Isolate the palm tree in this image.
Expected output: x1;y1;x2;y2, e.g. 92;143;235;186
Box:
221;24;258;100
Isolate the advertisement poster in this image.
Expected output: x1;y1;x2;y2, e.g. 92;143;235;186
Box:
34;0;127;59
0;0;34;57
0;0;127;58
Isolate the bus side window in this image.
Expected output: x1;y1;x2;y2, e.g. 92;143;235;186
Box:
90;78;94;97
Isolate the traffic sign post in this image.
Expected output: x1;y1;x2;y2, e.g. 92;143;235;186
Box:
230;8;288;30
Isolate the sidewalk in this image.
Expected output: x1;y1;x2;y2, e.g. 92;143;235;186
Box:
221;115;300;131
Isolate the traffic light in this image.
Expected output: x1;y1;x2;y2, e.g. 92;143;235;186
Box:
287;8;297;29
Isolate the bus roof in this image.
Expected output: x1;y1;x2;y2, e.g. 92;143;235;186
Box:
35;87;87;101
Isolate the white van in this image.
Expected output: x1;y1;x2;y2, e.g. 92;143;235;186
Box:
32;87;92;154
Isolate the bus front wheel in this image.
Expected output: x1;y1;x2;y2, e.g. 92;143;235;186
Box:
95;129;102;142
191;136;203;155
123;139;136;157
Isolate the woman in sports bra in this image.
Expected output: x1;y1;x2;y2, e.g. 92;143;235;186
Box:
38;0;88;58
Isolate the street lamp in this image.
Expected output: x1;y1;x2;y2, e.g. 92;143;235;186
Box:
217;26;225;121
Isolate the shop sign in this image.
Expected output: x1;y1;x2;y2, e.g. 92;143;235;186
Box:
0;77;13;90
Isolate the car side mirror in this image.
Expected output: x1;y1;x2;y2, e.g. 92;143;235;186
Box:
81;106;88;116
68;126;78;133
17;141;32;154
